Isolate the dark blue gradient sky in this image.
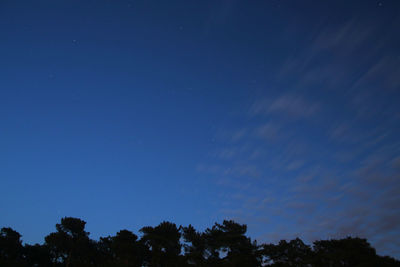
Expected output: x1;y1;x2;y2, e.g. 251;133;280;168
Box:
1;0;400;258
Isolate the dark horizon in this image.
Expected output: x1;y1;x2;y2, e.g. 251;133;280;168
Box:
1;216;400;266
1;0;400;261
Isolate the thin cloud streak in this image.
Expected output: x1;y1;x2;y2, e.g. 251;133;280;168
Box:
250;94;320;119
196;13;400;258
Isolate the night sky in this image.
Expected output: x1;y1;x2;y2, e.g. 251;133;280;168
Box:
1;0;400;258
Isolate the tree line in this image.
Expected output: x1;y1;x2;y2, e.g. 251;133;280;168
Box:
1;217;399;266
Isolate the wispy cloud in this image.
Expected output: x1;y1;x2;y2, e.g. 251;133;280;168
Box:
198;15;400;258
250;94;320;118
312;19;375;55
254;122;281;141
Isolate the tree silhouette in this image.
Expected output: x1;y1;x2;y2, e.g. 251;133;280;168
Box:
1;217;399;267
24;243;52;267
140;221;183;266
45;217;93;267
203;220;261;266
112;229;146;266
312;237;397;267
96;236;114;267
182;224;207;266
0;227;25;266
262;238;313;266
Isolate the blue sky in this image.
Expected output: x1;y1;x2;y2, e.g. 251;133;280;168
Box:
1;0;400;258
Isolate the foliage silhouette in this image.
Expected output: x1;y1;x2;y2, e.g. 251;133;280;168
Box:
0;227;25;266
45;217;94;267
0;217;399;266
262;237;313;266
140;221;183;266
